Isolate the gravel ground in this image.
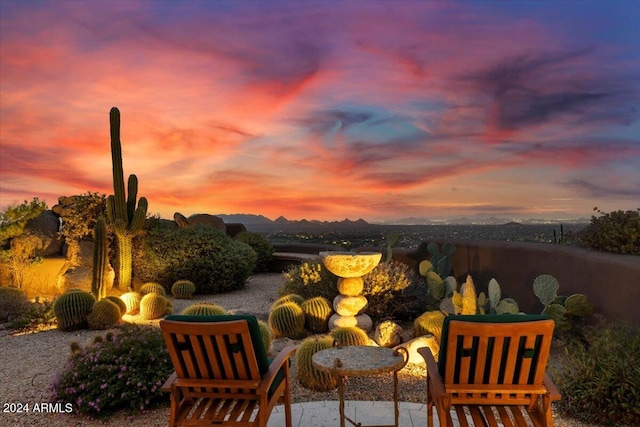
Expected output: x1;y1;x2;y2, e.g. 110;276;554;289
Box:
0;273;598;426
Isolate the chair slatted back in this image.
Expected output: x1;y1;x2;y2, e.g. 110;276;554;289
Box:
443;319;554;388
161;318;263;397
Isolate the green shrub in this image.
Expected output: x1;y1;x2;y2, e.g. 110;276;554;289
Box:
8;298;56;331
0;197;47;246
234;232;273;272
50;324;173;417
362;260;422;321
552;322;640;425
0;287;30;322
280;260;338;301
133;226;257;294
576;208;640;255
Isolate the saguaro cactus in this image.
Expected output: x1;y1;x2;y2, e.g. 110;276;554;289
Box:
106;107;148;290
91;216;108;301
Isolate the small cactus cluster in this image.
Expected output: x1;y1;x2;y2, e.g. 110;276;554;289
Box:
426;241;456;278
139;282;166;297
414;310;446;342
139;293;172;320
330;326;369;347
271;294;304;309
476;278;519;315
301;297;332;333
268;299;306;339
258;320;272;352
120;292;141;315
296;335;337;391
171;280;196;299
533;274;593;333
53;289;96;331
104;295;127;316
87;299;122;330
268;294;335;339
181;303;227;316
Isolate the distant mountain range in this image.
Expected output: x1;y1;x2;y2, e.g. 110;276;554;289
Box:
216;213;589;231
217;214;371;231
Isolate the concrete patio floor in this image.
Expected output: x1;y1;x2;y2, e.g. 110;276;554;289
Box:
267;400;469;427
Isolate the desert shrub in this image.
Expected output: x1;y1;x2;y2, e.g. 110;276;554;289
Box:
280;260;338;301
57;192;108;243
234;231;273;272
362;260;423;321
552;322;640;425
50;324;173;417
576;208;640;255
0;287;30;322
133;226;257;294
9;299;56;331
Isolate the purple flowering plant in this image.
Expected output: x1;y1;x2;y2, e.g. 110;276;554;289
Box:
50;324;173;418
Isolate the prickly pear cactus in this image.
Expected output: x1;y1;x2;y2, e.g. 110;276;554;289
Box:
533;274;559;305
414;310;446;342
444;276;457;297
488;278;501;310
477;292;488;314
542;304;571;332
268;301;306;339
330;326;369;347
296;335;337;391
565;294;593;317
301;296;333;333
495;298;519;314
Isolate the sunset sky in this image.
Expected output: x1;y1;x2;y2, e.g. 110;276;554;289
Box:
1;0;639;222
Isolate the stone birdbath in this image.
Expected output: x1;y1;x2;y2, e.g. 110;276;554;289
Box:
319;251;382;333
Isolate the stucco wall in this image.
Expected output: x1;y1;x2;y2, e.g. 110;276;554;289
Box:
439;240;640;326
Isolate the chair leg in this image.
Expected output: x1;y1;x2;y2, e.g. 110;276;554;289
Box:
284;380;293;427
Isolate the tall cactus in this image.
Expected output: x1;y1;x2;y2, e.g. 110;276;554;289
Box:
91;216;108;301
106;107;148;290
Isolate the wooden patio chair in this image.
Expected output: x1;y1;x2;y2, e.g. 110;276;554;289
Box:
418;314;561;427
160;314;296;427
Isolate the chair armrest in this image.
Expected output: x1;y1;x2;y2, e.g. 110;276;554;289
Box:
162;371;177;392
544;373;561;401
257;345;297;394
417;346;446;399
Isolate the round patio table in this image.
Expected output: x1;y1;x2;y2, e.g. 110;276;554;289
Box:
312;345;409;427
